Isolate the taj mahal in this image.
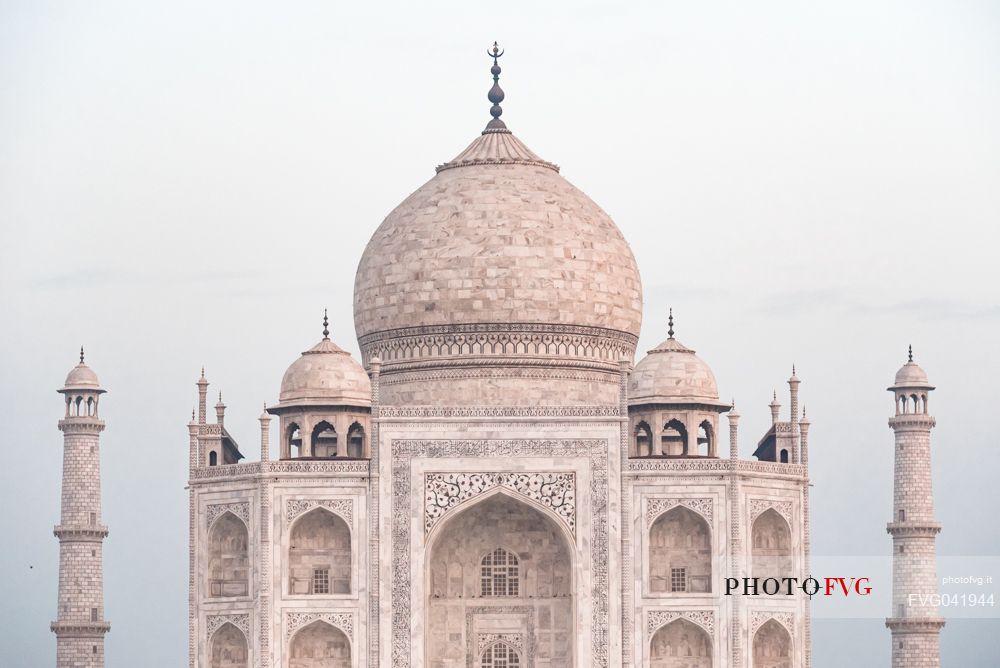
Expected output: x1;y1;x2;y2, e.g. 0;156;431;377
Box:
48;46;946;668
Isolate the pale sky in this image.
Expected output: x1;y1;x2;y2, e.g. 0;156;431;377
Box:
1;1;998;665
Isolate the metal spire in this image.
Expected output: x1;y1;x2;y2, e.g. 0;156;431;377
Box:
667;308;675;339
79;346;85;364
322;309;330;339
485;41;507;132
908;344;913;363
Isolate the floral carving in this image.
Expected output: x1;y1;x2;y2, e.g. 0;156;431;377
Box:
749;498;794;525
207;613;250;639
750;610;794;637
284;612;353;641
425;472;575;535
285;498;354;525
206;502;250;528
646;497;713;526
647;610;715;638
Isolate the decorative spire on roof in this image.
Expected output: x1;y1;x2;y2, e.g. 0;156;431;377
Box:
485;41;508;133
322;309;330;340
908;344;913;363
667;308;675;339
79;346;85;364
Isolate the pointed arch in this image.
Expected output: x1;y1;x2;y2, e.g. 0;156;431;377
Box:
661;419;688;456
650;618;712;666
311;421;338;458
635;420;653;457
207;511;249;598
288;620;351;667
426;491;574;666
753;618;792;667
288;507;351;595
287;422;302;455
347;421;365;458
697;420;713;457
751;508;793;580
209;621;248;668
649;505;712;593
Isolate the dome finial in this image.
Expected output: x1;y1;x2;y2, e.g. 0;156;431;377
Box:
484;41;508;133
322;309;330;340
79;346;85;364
908;344;913;363
667;308;675;339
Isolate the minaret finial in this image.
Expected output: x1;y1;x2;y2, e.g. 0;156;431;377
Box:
322;309;330;339
667;308;675;339
485;41;507;133
908;344;913;363
79;346;85;364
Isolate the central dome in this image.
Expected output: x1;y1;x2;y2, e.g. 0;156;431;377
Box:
353;131;642;340
352;59;642;406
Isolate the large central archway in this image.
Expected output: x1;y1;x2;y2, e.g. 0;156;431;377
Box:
425;491;575;667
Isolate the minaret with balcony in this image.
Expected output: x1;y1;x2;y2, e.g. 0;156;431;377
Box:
52;348;110;667
886;346;944;667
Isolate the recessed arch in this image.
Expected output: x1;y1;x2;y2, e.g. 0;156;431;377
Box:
288;620;351;667
207;511;249;598
311;421;338;458
697;420;713;457
751;508;792;580
347;421;365;458
635;421;653;457
650;617;712;667
661;419;688;456
209;621;248;668
287;423;302;455
426;491;574;666
649;506;711;593
288;507;351;595
753;618;792;668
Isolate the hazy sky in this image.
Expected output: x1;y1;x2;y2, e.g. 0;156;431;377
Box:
1;1;998;665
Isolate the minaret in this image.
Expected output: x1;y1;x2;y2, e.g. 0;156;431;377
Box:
52;348;110;667
886;346;944;667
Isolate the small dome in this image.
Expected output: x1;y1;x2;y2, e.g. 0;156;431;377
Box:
278;337;370;408
890;360;934;390
629;337;723;406
60;349;104;393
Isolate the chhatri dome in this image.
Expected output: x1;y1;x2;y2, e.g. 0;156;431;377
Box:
629;311;725;407
354;44;642;405
277;311;370;409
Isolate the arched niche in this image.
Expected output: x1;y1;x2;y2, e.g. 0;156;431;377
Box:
207;512;249;598
347;421;365;458
635;421;653;457
661;419;688;456
210;622;248;668
649;506;711;593
650;618;712;667
311;421;338;458
288;508;351;595
751;508;793;580
426;492;573;667
288;620;351;668
697;420;713;457
753;618;792;668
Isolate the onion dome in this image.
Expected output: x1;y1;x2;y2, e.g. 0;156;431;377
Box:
889;345;934;390
353;45;642;406
629;312;725;407
60;347;105;394
276;312;370;408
